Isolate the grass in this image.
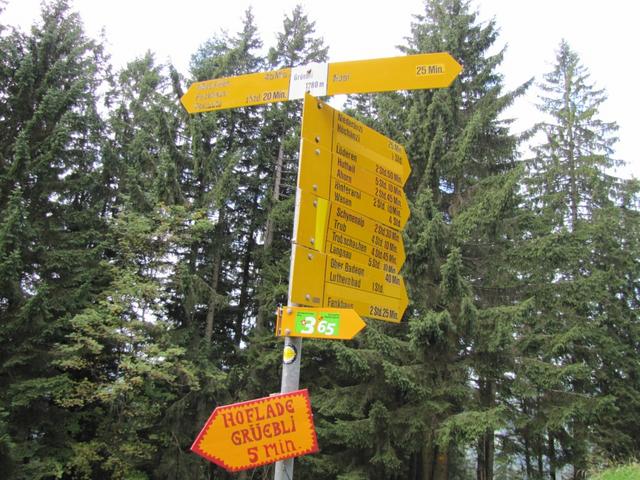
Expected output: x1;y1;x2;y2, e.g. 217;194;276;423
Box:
591;463;640;480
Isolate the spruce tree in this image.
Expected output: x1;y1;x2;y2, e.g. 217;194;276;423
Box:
0;1;111;477
514;40;640;478
253;4;329;333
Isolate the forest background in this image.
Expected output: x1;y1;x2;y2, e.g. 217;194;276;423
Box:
0;0;638;479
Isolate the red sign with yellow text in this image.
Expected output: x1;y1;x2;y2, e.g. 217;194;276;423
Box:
191;389;319;472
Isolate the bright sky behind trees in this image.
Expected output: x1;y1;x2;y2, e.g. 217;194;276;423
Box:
3;0;637;177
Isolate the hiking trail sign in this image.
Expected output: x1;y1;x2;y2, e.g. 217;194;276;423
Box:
191;390;318;472
276;306;366;340
289;94;409;323
181;50;462;480
181;52;462;112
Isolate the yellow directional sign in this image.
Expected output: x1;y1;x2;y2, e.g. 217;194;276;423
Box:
294;190;406;270
326;252;406;298
191;390;318;471
181;69;291;113
324;282;407;324
301;93;410;186
327;52;462;96
298;140;410;230
181;52;462;113
289;245;408;322
289;94;413;323
275;307;366;340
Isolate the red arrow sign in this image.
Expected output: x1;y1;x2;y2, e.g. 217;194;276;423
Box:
191;390;319;472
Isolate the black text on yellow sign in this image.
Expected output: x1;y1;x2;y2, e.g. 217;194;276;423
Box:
181;52;462;113
294;190;406;273
289;244;408;323
300;93;411;187
298;140;410;230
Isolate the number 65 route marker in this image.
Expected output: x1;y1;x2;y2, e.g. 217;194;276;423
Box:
276;306;366;341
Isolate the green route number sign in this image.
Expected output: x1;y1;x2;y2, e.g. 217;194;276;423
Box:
295;312;340;337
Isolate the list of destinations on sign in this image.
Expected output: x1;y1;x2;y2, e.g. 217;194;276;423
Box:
289;94;410;323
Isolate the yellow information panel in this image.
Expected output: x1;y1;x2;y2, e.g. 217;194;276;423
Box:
298;140;410;230
191;389;318;471
324;281;407;324
289;244;408;323
327;52;462;96
275;306;366;340
181;69;291;113
181;52;461;113
301;93;410;185
290;94;412;322
294;190;406;271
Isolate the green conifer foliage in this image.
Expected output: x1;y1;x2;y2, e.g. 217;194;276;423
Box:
0;1;111;477
514;41;640;477
320;2;530;478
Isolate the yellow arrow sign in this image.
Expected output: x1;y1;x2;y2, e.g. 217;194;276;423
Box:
301;93;410;186
275;307;366;340
181;52;462;114
327;52;462;96
181;69;291;113
294;190;406;270
191;389;318;471
289;245;408;323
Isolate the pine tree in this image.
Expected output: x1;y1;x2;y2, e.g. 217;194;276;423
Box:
315;1;530;479
514;40;640;478
0;1;112;477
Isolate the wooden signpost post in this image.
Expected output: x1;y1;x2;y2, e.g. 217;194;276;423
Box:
181;52;462;480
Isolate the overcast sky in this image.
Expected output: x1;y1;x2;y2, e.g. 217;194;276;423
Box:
3;0;638;177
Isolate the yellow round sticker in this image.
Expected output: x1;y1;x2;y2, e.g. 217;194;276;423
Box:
283;344;298;364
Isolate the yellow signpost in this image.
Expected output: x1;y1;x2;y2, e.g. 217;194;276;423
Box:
182;49;463;480
293;191;406;269
298;140;410;230
326;52;462;96
180;69;291;113
276;306;366;340
290;244;405;300
300;93;410;186
290;94;410;323
181;52;462;113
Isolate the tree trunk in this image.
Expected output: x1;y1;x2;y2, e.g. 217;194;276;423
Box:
564;75;579;231
434;445;449;480
421;430;436;480
524;433;533;479
548;431;556;480
204;209;226;343
536;436;544;479
256;139;285;331
235;229;255;345
477;378;495;480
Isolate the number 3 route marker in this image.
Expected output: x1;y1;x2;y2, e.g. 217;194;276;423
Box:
276;306;366;341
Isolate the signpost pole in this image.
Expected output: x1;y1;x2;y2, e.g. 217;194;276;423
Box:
274;164;307;479
273;334;302;480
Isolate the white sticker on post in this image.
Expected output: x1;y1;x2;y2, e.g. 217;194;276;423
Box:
288;62;329;100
